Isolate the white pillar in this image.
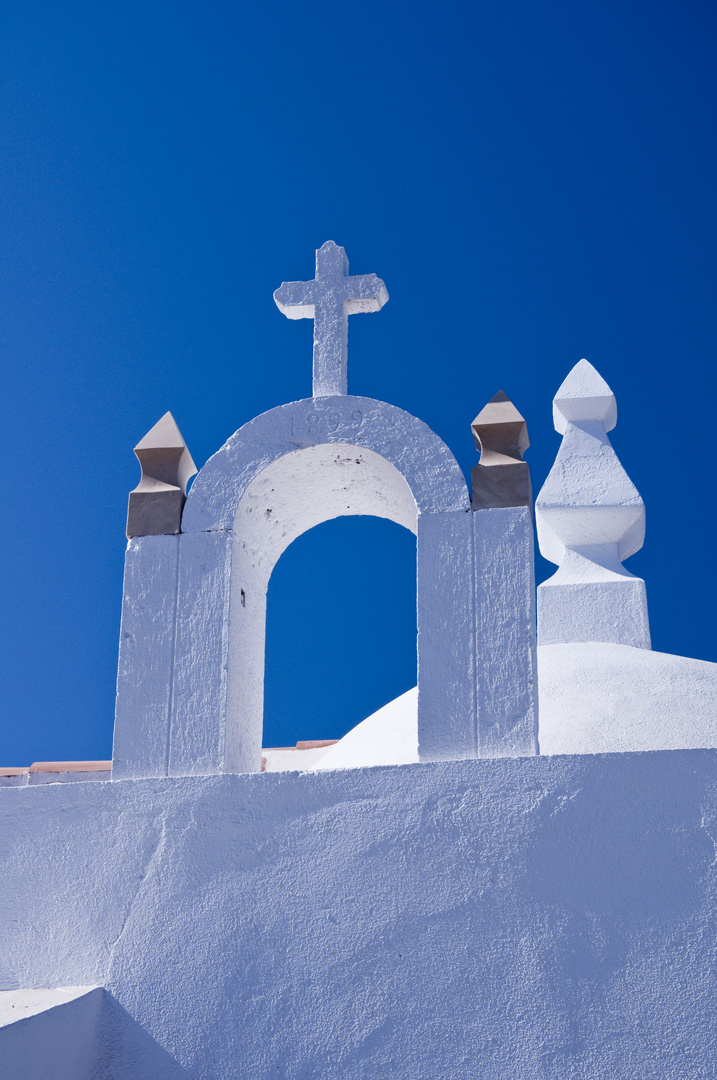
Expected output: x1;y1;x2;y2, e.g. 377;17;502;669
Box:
168;531;233;777
416;510;477;762
535;359;650;648
473;507;539;756
112;535;179;780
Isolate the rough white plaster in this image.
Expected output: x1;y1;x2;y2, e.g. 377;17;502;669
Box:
416;509;477;761
538;555;650;649
237;441;417;539
314;687;419;770
0;985;102;1080
273;241;389;398
539;643;717;755
0;771;28;787
3;758;717;1078
113;535;179;781
473;506;538;756
182;395;469;534
536;360;649;648
536;423;645;564
169;530;233;777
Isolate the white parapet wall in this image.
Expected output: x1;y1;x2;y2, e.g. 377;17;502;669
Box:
3;756;717;1078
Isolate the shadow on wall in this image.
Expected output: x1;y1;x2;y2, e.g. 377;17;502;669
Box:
263;516;417;748
520;753;717;996
95;993;189;1079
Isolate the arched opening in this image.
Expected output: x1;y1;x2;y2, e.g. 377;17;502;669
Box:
224;443;418;772
262;516;417;751
114;395;481;782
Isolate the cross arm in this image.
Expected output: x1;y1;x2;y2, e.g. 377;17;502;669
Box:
273;280;316;320
344;273;389;314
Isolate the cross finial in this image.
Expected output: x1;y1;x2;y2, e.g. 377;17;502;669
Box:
273;241;389;397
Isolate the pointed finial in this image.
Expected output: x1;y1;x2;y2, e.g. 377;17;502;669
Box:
470;391;532;510
126;413;197;538
553;358;617;434
535;360;649;648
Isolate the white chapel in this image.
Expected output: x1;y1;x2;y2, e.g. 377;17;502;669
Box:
1;243;716;1079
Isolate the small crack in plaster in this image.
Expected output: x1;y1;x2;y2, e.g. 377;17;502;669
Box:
699;812;717;868
107;814;168;971
550;789;583;816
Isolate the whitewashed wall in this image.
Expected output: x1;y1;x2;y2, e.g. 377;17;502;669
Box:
2;754;717;1078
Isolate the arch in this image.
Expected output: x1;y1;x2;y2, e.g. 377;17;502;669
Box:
182;395;470;533
112;393;539;781
225;443;419;771
159;394;475;778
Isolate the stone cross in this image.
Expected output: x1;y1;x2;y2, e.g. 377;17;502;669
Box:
273;241;389;397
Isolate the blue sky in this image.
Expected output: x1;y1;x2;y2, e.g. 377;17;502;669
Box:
0;0;715;764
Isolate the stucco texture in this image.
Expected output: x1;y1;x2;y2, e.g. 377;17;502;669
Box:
2;753;717;1078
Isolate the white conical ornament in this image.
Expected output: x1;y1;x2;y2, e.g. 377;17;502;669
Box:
535;360;650;648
